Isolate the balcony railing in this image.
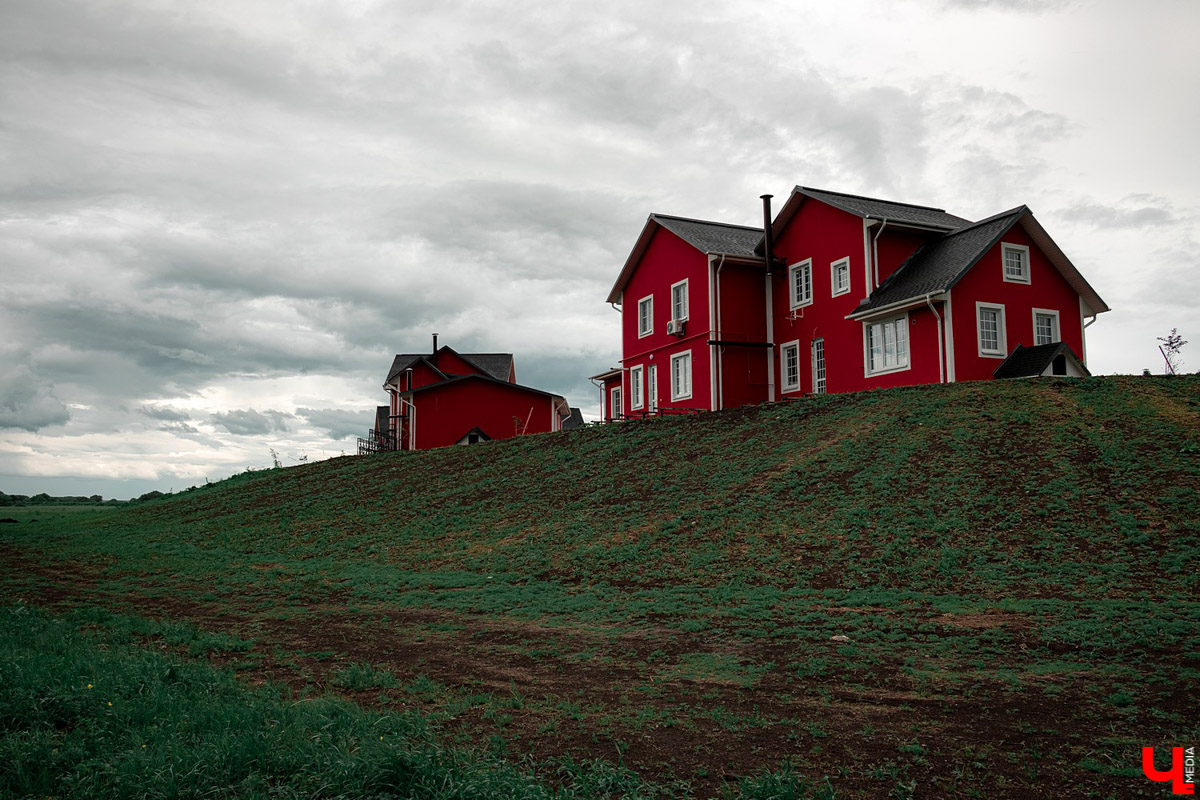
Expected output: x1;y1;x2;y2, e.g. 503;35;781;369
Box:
357;429;398;455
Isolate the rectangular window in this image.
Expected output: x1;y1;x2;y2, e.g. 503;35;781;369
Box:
977;303;1006;356
1033;309;1059;345
1002;243;1030;284
831;258;850;296
812;338;826;394
865;315;910;374
637;296;653;338
610;387;622;420
670;351;692;400
630;365;644;410
671;279;689;321
789;260;813;309
648;364;658;410
780;341;800;393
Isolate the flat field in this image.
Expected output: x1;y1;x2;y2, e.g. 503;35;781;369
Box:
2;376;1198;798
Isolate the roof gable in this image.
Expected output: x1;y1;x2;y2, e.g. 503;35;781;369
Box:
606;214;763;304
851;206;1110;317
769;187;973;248
385;354;448;386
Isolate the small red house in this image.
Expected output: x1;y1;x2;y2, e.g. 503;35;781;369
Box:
361;337;573;452
600;186;1110;416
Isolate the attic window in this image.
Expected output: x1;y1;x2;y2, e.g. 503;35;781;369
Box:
671;279;689;321
637;296;653;338
789;260;813;309
831;258;850;297
1002;243;1030;284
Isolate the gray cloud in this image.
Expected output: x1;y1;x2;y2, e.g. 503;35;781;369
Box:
0;366;70;431
141;405;192;422
1058;197;1177;230
211;408;293;436
295;407;375;441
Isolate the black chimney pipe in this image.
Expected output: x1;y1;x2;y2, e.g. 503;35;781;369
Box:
432;332;439;354
761;195;775;275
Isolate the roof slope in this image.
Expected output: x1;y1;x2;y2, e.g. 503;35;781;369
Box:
852;206;1109;317
652;215;763;257
606;214;763;303
797;186;973;230
854;208;1024;314
385;350;513;385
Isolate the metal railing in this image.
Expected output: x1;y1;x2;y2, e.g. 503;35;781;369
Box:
357;429;398;455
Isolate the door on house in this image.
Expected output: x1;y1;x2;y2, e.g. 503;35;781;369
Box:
648;364;658;411
812;338;826;394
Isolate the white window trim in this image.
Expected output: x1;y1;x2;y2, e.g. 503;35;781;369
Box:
788;259;813;310
610;386;622;419
637;295;653;338
648;363;658;411
630;364;645;410
831;257;851;297
1032;308;1060;346
976;302;1007;357
670;351;692;401
670;279;689;321
1001;243;1031;285
863;314;912;377
780;340;801;393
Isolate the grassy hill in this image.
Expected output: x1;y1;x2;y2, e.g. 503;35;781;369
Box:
2;376;1198;799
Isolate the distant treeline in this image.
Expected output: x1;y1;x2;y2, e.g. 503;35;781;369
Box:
0;491;169;507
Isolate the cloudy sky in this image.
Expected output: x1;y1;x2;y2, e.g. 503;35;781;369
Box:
2;0;1197;500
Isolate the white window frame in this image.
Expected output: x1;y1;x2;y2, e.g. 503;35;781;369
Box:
637;295;653;338
831;257;851;297
610;386;622;420
630;364;645;410
670;351;692;401
788;259;813;309
812;338;826;394
780;340;801;393
864;314;911;376
670;279;689;322
1032;308;1060;346
977;302;1007;357
1001;243;1031;284
648;364;658;411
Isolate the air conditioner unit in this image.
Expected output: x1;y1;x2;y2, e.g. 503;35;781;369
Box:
666;319;685;336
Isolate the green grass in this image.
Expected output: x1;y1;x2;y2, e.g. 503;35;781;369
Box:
2;375;1198;798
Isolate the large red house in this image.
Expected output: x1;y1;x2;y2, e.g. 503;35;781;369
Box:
361;337;574;452
595;186;1109;418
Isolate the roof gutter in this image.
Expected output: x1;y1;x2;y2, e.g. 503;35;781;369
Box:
846;291;947;322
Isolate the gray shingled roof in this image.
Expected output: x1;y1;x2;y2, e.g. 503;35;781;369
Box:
994;342;1090;379
798;187;973;230
384;350;513;385
652;215;763;257
460;353;514;381
853;208;1024;314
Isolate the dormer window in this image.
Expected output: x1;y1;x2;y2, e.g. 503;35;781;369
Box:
1002;243;1030;284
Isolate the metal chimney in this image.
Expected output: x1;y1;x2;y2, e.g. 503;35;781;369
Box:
432;332;439;354
761;195;775;275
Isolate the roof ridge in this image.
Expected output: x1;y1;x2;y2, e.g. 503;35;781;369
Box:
651;213;763;232
797;185;950;214
942;205;1027;235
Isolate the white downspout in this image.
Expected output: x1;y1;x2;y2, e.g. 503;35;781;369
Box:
714;254;727;410
871;216;889;289
925;293;945;384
